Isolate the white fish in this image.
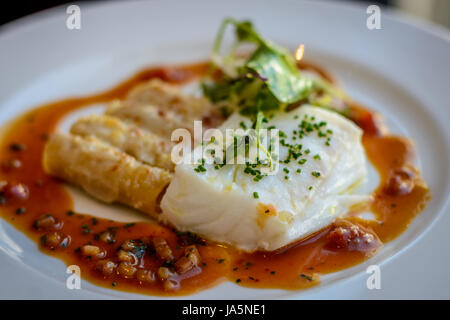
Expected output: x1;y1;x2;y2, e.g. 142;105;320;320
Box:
161;105;369;251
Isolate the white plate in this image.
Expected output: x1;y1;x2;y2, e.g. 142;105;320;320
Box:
0;0;449;299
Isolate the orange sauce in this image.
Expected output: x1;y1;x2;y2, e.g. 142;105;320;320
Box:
0;61;430;295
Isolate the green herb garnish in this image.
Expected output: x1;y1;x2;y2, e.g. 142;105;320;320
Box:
311;171;321;178
124;223;135;228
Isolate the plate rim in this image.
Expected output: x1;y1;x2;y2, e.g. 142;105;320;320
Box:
0;0;449;299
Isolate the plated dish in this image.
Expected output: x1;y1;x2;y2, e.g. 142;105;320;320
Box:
0;18;431;296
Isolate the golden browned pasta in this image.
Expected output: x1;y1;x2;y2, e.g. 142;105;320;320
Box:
105;101;190;138
70;115;174;171
106;79;223;137
125;78;214;118
43;133;172;219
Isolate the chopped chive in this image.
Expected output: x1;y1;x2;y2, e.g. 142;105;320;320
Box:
300;274;313;281
9;143;26;151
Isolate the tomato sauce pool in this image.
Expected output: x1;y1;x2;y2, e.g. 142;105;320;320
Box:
0;61;430;296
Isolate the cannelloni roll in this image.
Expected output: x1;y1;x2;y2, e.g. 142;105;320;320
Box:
70;115;174;171
43;133;172;219
125;78;215;119
106;79;223;137
105;102;191;138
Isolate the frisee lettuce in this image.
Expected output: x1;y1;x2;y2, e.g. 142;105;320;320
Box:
203;18;313;118
203;18;349;120
199;19;351;177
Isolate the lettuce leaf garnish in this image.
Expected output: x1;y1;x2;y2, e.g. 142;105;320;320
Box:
200;19;351;177
203;18;351;120
203;18;313;118
246;47;313;104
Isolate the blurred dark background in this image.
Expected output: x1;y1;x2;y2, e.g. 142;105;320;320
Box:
0;0;449;28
